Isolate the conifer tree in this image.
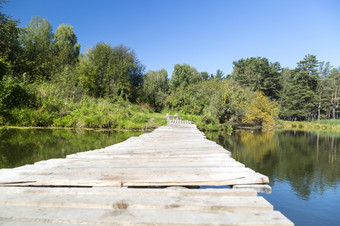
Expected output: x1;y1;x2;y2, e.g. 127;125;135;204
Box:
280;55;319;120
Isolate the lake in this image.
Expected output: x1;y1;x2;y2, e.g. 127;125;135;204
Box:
207;130;340;226
0;128;142;168
0;128;339;225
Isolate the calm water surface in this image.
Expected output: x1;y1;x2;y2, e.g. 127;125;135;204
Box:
0;128;142;168
208;130;340;226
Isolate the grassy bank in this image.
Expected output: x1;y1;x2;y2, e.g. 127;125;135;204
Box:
1;103;226;132
1;97;168;131
280;119;340;131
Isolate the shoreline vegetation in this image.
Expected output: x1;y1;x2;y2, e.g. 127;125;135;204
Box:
3;118;340;134
1;8;340;132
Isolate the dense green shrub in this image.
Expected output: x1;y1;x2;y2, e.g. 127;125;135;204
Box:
0;77;36;123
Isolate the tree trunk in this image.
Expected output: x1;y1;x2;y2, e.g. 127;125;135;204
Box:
318;84;322;120
332;87;338;119
335;87;339;119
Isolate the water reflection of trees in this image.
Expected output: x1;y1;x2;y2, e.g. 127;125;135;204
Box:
211;130;340;200
0;129;141;168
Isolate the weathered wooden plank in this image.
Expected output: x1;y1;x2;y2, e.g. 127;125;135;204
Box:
0;161;247;176
0;206;293;225
0;171;268;187
11;167;254;175
68;149;230;155
68;153;231;159
0;187;258;197
0;191;273;211
233;184;272;194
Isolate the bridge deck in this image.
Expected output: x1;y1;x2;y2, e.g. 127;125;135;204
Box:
0;125;293;225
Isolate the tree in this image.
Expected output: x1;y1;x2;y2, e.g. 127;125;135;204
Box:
317;61;331;119
295;54;319;90
215;69;224;81
280;55;319;121
19;16;53;81
219;80;252;124
200;71;210;81
322;68;340;119
77;43;144;101
166;80;252;126
53;24;80;72
0;9;22;78
231;57;282;100
242;91;278;128
170;64;201;90
142;69;169;111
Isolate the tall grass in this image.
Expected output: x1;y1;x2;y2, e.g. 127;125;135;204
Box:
281;119;340;131
2;81;167;130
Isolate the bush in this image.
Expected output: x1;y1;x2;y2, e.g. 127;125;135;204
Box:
0;77;36;122
242;91;278;129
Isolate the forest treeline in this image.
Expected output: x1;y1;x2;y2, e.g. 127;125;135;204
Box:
1;8;340;131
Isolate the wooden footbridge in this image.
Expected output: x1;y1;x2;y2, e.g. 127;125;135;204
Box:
0;120;293;225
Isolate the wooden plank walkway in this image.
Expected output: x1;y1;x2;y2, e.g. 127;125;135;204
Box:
0;124;293;225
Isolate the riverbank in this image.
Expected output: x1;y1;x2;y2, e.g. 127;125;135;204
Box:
280;119;340;131
4;105;340;134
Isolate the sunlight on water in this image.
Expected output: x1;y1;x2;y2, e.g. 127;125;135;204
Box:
208;130;340;226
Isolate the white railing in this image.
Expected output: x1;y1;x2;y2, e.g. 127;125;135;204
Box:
166;113;193;125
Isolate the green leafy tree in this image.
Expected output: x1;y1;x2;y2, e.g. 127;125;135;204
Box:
321;68;340;119
219;80;252;124
0;8;22;78
231;57;282;100
166;80;251;126
53;24;80;72
19;16;54;81
77;43;144;101
0;77;36;120
170;64;201;90
142;69;169;111
200;71;210;81
280;55;319;121
316;61;331;119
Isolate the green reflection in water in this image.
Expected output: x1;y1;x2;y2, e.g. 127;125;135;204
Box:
207;130;340;200
0;128;142;169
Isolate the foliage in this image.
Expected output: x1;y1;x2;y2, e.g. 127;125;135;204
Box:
200;71;210;81
0;11;21;77
282;119;340;131
166;80;251;129
77;43;144;101
220;80;252;125
280;55;319;121
0;77;36;120
1;4;340;131
19;16;54;81
142;69;169;111
231;57;282;100
167;80;222;116
214;69;225;81
319;68;340;119
53;24;80;72
170;64;201;90
51;65;84;102
242;91;278;128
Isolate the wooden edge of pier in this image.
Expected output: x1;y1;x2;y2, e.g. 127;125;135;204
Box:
0;119;294;225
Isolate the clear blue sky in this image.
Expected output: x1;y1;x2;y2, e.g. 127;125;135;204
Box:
3;0;340;76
